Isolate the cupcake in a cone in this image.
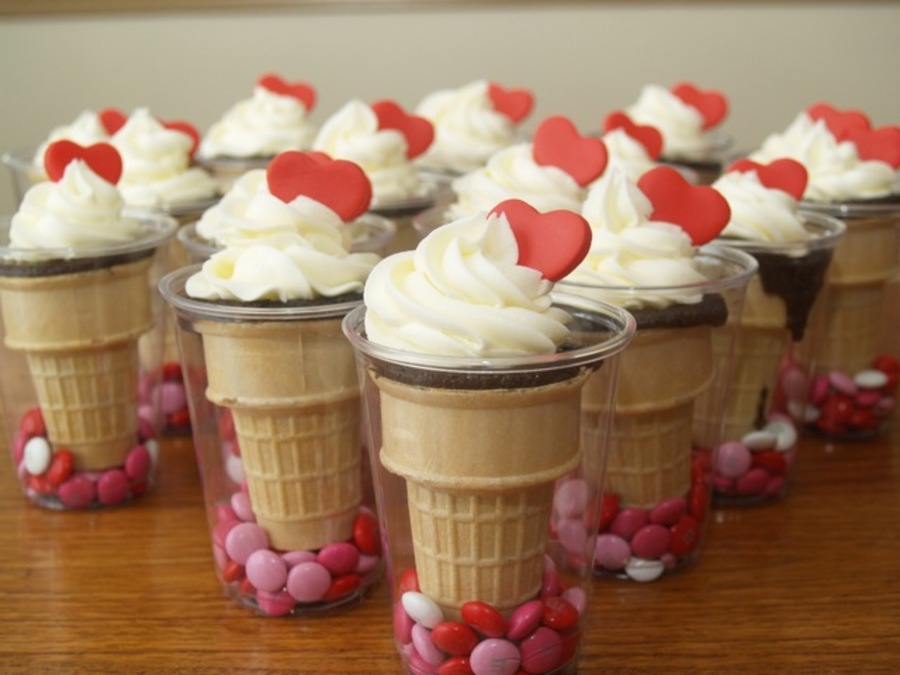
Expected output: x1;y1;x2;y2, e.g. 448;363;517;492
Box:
559;164;756;581
698;158;844;504
749;103;900;438
344;198;633;672
0;140;176;509
160;150;383;616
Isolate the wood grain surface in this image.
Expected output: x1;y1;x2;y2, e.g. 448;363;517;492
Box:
0;424;897;673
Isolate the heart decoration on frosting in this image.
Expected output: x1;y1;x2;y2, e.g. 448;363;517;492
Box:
257;73;317;111
487;83;535;124
727;158;808;201
99;107;128;135
489;198;592;281
806;102;870;141
162;120;201;158
845;126;900;169
371;100;435;160
637;165;730;246
266;150;372;222
602;111;663;160
44;140;123;185
671;82;728;130
532;115;608;187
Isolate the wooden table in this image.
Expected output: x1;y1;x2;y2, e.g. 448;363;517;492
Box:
0;421;897;673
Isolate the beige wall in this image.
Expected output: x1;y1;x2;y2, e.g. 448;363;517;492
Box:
0;3;897;213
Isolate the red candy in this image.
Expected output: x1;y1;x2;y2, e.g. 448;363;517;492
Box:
541;597;579;631
431;621;479;657
324;573;361;601
751;451;787;476
669;515;701;557
20;407;46;438
437;657;474;675
461;601;508;638
353;510;381;556
399;568;421;594
44;449;75;487
597;493;620;531
222;559;245;583
97;468;130;506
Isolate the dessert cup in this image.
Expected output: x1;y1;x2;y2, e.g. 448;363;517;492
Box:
176;213;397;264
0;211;176;509
369;180;439;255
159;265;381;616
196;156;269;195
789;200;900;440
2;148;43;203
344;293;633;672
560;245;756;581
661;132;733;186
701;212;844;505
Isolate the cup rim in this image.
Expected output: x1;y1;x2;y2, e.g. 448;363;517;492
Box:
159;264;362;322
798;197;900;219
716;210;847;255
341;291;636;374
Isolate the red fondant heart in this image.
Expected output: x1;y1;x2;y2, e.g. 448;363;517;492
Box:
162;120;201;158
602;110;663;160
266;150;372;222
257;73;317;111
671;82;729;130
532;115;608;187
726;158;808;201
98;107;127;135
806;102;870;141
44;140;123;185
371;100;434;160
487;82;534;124
845;125;900;169
489;198;592;281
637;165;731;245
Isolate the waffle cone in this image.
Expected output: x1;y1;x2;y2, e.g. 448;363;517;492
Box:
584;326;714;507
0;258;153;470
197;316;361;552
373;370;589;615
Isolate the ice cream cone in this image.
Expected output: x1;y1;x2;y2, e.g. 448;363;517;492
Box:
196;316;361;552
372;370;589;616
0;257;154;470
584;326;714;508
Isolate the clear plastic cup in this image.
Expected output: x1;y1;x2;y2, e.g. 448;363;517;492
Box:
159;267;382;617
2;148;44;203
559;245;757;581
661;132;734;186
369;176;440;255
0;211;177;509
709;212;845;505
788;200;900;440
344;293;634;674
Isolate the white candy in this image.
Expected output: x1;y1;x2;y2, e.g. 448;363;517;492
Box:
788;399;819;423
741;430;778;450
23;436;52;475
765;419;799;452
625;557;665;583
225;453;245;484
144;439;160;467
401;591;444;628
855;369;889;389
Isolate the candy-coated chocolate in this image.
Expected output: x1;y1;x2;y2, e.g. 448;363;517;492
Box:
282;550;316;568
221;559;244;583
431;621;479;657
468;638;520;675
97;468;130;506
323;573;361;600
353;510;381;556
22;436;51;475
45;449;75;487
540;557;560;598
541;597;578;631
245;549;288;593
158;380;188;415
519;626;563;674
594;533;630;570
412;624;445;665
625;557;665;582
405;592;445;629
124;445;152;482
394;599;415;643
735;468;769;496
741;430;777;450
553;478;589;518
286;561;331;603
856;368;889;389
609;507;649;540
716;441;752;479
506;600;544;641
555;517;588;556
225;522;269;565
461;601;508;638
828;370;858;396
20;407;46;437
317;542;360;576
649;497;687;526
751;451;787;476
437;656;474;675
765;417;798;451
256;589;294;617
57;474;96;509
669;515;700;556
560;587;587;617
400;568;421;594
598;492;620;530
356;553;380;576
230;491;255;522
630;524;672;560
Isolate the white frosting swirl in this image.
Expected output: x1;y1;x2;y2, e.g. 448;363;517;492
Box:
28;110;111;180
415;80;517;174
312;100;427;205
198;86;317;160
713;170;810;242
9;159;142;252
446;143;585;221
599;128;658;183
112;108;218;209
193;168;353;252
626;84;723;163
750;113;899;202
363;212;572;357
563;167;709;308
